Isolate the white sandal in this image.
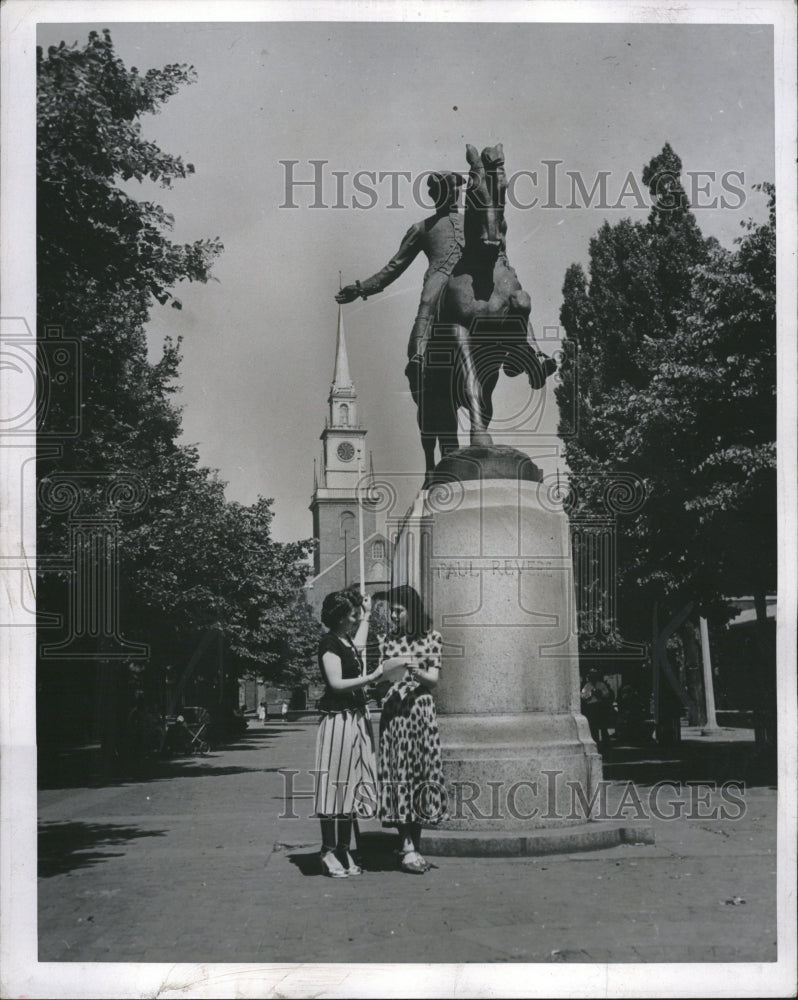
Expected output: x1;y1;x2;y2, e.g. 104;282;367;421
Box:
339;850;363;875
321;850;348;878
400;850;427;874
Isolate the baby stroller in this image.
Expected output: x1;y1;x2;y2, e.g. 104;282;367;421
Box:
181;706;211;753
166;706;211;755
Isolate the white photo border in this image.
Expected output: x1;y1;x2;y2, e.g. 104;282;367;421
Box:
1;1;795;997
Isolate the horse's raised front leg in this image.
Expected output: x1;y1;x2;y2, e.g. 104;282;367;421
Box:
516;332;558;389
452;323;492;447
503;290;558;388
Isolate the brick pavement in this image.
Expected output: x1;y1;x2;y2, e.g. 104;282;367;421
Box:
37;719;778;966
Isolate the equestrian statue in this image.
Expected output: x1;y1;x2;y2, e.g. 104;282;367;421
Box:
336;143;556;487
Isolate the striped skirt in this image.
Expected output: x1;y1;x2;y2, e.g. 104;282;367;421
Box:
314;708;378;818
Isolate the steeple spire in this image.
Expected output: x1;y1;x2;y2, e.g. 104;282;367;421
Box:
331;305;353;392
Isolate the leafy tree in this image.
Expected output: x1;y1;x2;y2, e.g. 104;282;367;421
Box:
557;144;776;683
557;146;712;647
622;184;776;620
641;143;709;338
37;32;221;678
38;30;219;312
36;32;318;762
37;30;222;518
123;462;320;700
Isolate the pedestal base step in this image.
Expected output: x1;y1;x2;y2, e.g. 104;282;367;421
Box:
421;822;654;857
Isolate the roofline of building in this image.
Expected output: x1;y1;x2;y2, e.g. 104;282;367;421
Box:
305;529;390;587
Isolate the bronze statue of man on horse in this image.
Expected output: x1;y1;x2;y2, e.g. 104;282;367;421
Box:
336;143;557;486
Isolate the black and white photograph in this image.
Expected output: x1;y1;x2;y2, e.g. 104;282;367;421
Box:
1;1;796;997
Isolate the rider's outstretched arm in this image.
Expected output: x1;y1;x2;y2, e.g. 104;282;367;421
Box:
337;222;423;302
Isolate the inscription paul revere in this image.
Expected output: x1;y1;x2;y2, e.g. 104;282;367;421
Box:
433;558;558;578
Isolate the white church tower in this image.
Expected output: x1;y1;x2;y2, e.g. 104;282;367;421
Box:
307;308;390;615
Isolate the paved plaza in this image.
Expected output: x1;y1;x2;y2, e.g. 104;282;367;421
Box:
35;717;780;971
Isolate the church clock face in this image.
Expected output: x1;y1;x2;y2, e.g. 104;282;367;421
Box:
337;441;355;462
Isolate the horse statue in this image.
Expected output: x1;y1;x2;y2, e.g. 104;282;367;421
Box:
413;143;556;487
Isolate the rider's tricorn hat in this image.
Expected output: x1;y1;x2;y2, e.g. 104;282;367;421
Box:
427;170;466;191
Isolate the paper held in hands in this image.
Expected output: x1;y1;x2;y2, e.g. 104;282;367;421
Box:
380;659;412;683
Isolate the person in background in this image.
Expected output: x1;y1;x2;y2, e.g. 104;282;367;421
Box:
314;589;383;878
124;691;148;776
580;668;614;747
616;682;652;743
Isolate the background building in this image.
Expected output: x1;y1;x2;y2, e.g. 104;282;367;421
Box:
305;308;391;618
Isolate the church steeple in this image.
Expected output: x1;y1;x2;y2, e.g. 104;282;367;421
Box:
332;306;353;392
328;306;357;429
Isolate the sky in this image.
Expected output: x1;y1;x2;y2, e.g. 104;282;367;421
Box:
36;18;776;542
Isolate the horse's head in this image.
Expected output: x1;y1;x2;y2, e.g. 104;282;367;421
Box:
465;143;507;254
481;143;505;172
428;171;466;212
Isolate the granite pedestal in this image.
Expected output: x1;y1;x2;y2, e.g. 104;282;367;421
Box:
393;446;649;854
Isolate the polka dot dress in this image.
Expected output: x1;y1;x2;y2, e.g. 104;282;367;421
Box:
377;631;448;826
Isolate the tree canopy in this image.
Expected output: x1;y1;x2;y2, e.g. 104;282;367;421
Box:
37;31;319;731
556;146;775;651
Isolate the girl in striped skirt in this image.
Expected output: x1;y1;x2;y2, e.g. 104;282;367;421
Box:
314;589;383;878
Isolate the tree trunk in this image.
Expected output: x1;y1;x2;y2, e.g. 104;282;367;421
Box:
752;587;776;752
682;622;706;726
98;661;126;781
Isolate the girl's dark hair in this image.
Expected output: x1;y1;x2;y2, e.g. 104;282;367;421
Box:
320;590;358;630
389;584;430;639
341;586;365;609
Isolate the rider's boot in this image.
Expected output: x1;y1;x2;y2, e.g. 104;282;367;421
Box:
528;349;558;389
504;344;557;387
405;307;437;395
539;351;558;380
404;354;424;399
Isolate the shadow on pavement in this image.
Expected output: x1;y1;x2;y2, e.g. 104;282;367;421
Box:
259;726;309;734
286;834;404;877
38;820;167;878
286;850;325;877
37;722;301;790
602;736;776;788
220;726;306;750
38;748;281;791
147;760;272;780
286;829;411;877
38;744;113;791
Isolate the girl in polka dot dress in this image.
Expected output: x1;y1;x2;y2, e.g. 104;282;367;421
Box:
377;584;448;874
